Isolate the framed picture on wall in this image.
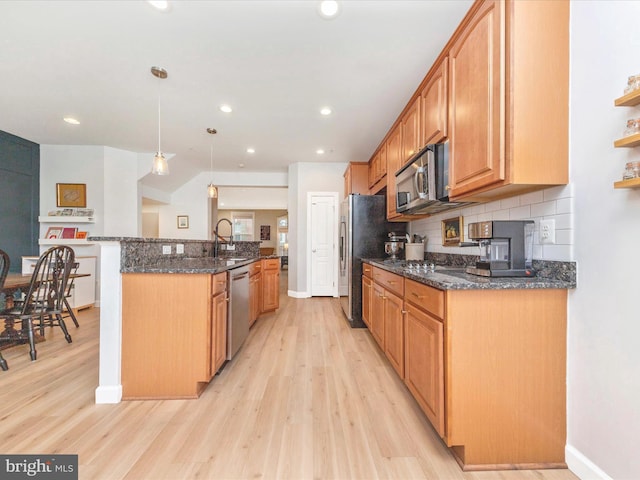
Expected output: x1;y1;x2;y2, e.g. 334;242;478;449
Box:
260;225;271;241
442;216;464;246
177;215;189;229
56;183;87;208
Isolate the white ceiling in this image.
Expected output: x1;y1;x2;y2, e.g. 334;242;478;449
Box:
0;0;472;193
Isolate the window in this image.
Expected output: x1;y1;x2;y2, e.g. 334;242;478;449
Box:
231;212;254;241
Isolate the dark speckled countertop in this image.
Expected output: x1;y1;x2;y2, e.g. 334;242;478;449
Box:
366;259;576;290
123;256;260;274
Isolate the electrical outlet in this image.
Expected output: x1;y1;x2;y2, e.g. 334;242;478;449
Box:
540;219;556;245
176;244;184;254
227;244;236;251
162;245;171;254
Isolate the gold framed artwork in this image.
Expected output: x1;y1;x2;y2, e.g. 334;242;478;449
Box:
442;216;464;246
177;215;189;229
56;183;87;208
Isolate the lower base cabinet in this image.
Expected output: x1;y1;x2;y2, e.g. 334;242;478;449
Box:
364;264;568;470
362;274;372;328
210;272;228;376
261;258;280;313
249;261;262;326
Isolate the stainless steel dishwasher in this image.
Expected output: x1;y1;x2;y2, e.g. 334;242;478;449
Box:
227;265;250;360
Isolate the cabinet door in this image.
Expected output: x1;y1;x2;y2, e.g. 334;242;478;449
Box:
262;266;279;312
401;96;421;164
362;275;372;328
404;303;445;437
448;0;504;198
368;151;378;188
386;126;403;219
421;57;448;146
384;289;404;378
211;290;228;376
249;274;258;326
370;282;385;349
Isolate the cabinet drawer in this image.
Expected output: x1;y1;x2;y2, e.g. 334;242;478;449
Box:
405;279;444;319
212;272;227;295
263;258;280;270
363;262;373;278
372;267;403;297
249;260;262;276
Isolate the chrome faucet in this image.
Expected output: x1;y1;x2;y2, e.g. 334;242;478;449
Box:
213;218;233;257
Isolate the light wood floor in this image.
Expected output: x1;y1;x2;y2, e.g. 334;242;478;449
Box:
0;273;579;480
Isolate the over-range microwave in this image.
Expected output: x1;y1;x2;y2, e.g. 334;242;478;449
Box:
395;141;468;215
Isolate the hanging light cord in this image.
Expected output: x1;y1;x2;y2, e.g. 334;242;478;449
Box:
157;88;162;153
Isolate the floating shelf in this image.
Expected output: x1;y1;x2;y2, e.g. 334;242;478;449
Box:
614;89;640;107
614;177;640;189
614;133;640;148
39;216;95;223
38;239;95;246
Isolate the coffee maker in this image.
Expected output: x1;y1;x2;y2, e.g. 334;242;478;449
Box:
465;220;535;277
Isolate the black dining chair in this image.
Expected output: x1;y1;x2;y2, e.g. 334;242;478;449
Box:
2;246;74;361
60;261;80;328
0;249;9;370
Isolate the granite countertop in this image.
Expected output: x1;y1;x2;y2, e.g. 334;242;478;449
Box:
366;259;576;290
122;256;260;274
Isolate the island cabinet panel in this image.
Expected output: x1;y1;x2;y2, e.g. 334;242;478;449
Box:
444;288;567;470
361;274;372;329
210;272;228;376
122;273;214;399
383;288;404;378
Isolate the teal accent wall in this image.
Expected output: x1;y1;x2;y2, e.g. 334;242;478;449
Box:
0;130;40;272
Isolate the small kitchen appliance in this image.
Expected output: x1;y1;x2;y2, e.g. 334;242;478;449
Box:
465;220;535;277
384;232;407;259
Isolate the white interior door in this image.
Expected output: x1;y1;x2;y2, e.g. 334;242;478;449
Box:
309;193;337;297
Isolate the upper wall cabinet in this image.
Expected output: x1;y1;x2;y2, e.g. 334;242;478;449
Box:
448;0;569;201
401;96;422;165
368;144;387;193
421;57;448;147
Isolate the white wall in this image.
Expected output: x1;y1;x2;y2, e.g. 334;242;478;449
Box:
410;185;574;261
564;3;640;479
288;162;347;296
156;172;211;239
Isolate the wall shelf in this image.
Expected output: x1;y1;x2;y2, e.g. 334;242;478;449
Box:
613;133;640;148
39;216;95;223
614;177;640;189
38;239;95;246
614;89;640;107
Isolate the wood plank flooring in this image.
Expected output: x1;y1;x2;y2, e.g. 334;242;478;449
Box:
0;273;579;480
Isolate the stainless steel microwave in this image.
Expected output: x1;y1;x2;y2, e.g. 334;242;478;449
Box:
395;142;468;215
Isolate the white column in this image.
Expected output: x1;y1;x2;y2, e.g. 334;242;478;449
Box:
94;241;123;404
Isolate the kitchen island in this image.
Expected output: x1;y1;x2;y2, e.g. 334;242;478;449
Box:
362;258;575;471
91;237;279;404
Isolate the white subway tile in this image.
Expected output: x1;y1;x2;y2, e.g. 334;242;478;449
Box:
509;205;532;219
500;196;521;209
556;228;573;245
553;213;572;229
531;200;557;217
519;190;545;205
541;244;573;262
556;197;573;214
543;184;574;201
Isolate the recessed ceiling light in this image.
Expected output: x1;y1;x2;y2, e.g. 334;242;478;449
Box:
246;148;255;154
238;163;245;168
320;107;332;116
220;104;233;113
63;117;80;125
316;149;325;155
147;1;169;11
318;0;340;19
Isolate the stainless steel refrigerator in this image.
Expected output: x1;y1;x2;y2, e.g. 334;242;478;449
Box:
339;194;406;328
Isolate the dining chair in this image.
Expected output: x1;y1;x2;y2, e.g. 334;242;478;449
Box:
2;246;74;361
60;261;80;328
0;249;10;370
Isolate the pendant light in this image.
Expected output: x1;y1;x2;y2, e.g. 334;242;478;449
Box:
151;66;169;175
207;128;218;198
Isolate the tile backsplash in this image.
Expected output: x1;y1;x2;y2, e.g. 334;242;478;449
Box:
409;185;574;262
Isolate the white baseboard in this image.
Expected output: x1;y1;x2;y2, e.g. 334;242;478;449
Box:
566;444;613;480
288;290;310;298
95;385;122;404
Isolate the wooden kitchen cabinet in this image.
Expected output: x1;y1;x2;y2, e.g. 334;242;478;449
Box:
261;258;280;313
448;0;569;201
421;57;448;146
401;96;421;164
249;260;262;326
210;272;228;376
343;162;369;198
121;273;225;399
368;145;387;193
362;269;372;329
404;280;445;437
370;266;405;377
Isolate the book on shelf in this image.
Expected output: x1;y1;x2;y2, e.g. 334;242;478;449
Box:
45;227;63;239
61;227;78;239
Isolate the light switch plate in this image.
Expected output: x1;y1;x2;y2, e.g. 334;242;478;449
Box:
162;245;171;254
176;244;184;254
